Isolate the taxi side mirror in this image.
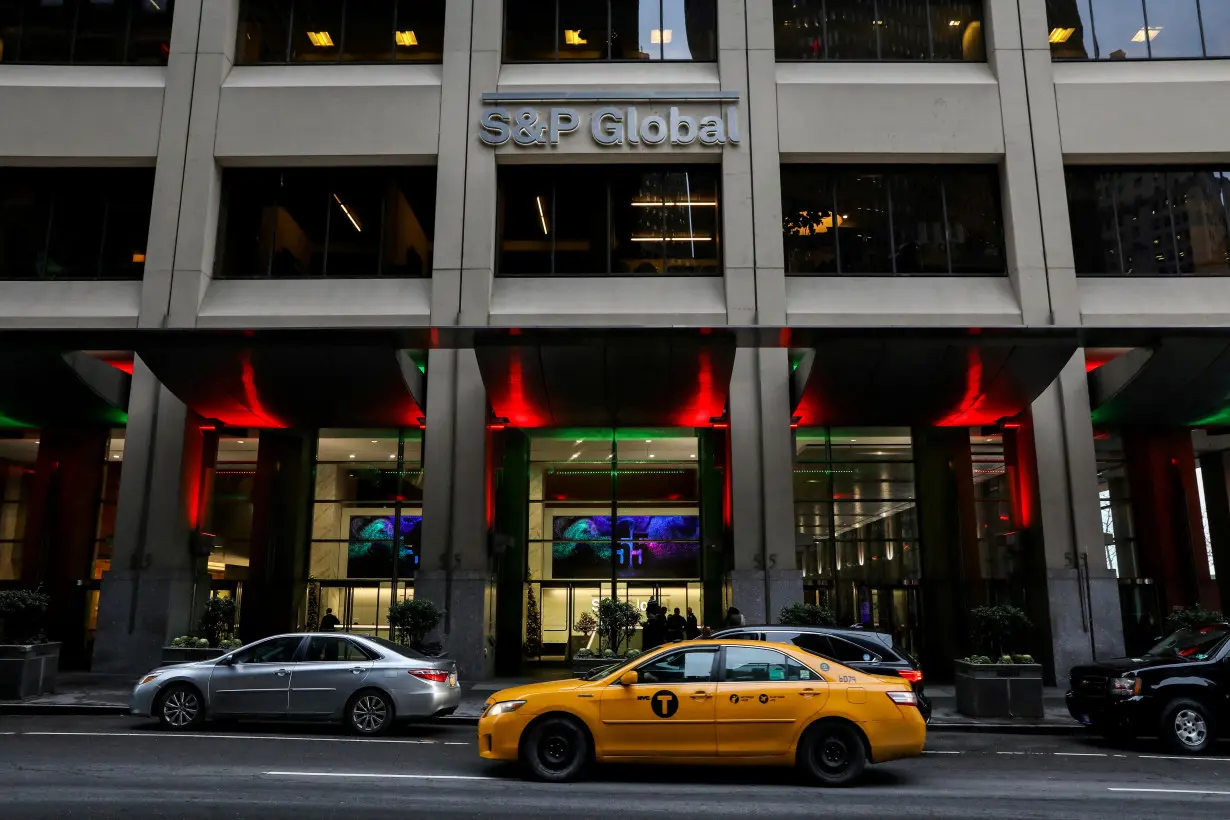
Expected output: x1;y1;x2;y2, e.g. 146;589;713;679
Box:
619;671;638;686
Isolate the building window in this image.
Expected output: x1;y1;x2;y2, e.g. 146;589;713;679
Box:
214;168;438;279
1066;167;1230;276
0;168;154;281
1047;0;1230;60
236;0;445;64
0;0;173;65
497;165;721;277
503;0;717;62
782;165;1006;276
774;0;986;61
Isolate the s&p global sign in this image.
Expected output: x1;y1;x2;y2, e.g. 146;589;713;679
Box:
477;91;741;149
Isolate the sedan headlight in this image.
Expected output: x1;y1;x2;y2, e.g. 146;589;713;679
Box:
139;673;162;686
1109;678;1141;697
483;700;527;718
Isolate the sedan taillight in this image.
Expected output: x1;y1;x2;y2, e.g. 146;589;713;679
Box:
408;669;449;683
897;669;924;684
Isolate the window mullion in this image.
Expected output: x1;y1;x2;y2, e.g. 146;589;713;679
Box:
1140;0;1151;60
323;180;334;277
339;0;348;60
941;177;953;274
832;178;841;274
122;0;135;64
1197;0;1210;58
286;0;297;63
886;174;897;275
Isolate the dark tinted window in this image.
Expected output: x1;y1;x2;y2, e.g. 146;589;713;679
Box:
504;0;717;62
235;636;303;663
774;0;985;61
362;635;426;659
1066;167;1230;276
215;168;438;279
1049;0;1225;61
235;0;444;64
0;168;154;281
0;0;172;64
826;636;880;663
764;630;834;660
498;165;722;277
303;636;376;662
783;166;1006;276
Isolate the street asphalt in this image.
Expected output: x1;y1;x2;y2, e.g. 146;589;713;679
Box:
2;714;1230;818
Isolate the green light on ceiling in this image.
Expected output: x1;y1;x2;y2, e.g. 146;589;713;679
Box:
1192;406;1230;427
0;410;34;429
535;428;698;442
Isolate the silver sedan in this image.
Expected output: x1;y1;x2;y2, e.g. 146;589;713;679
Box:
131;633;461;735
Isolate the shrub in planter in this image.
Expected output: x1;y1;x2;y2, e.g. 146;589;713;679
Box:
199;596;237;647
0;588;50;644
597;597;641;655
778;602;836;627
575;648;595;659
1166;604;1225;633
218;637;243;651
956;606;1043;719
625;648;643;660
969;604;1032;659
602;649;615;659
388;598;443;653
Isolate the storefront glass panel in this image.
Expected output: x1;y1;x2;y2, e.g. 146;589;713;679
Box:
0;432;36;581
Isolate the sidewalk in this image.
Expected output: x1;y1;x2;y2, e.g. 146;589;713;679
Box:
1;674;1080;734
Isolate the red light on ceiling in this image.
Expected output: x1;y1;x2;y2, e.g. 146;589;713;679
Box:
488;423;507;430
106;360;135;375
1003;421;1021;429
999;515;1010;521
1085;348;1131;373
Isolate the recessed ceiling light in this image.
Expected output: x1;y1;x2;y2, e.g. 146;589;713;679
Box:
649;454;656;459
570;452;580;460
575;439;583;445
349;454;356;459
371;440;378;444
690;454;696;458
113;454;120;459
645;439;652;443
389;454;396;459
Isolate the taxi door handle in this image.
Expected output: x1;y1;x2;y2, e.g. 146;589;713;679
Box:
350;668;365;674
275;669;289;677
799;688;819;698
691;691;712;700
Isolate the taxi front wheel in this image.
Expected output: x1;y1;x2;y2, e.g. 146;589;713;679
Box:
520;716;592;782
797;722;867;787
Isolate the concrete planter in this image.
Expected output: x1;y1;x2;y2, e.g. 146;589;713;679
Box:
0;642;61;700
570;657;630;678
954;660;1044;719
160;647;225;666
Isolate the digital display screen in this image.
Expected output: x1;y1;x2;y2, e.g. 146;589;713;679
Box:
347;515;422;578
551;515;700;579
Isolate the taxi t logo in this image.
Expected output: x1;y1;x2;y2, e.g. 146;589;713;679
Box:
651;690;680;718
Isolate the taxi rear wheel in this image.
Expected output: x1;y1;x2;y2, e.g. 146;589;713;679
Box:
520;716;591;782
798;722;867;787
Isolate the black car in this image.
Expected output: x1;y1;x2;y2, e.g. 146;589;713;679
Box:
1067;623;1230;753
711;625;932;722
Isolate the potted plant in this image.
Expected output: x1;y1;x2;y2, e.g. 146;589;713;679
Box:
160;596;240;665
954;604;1043;719
573;610;598;656
573;598;641;677
1165;604;1225;632
779;602;836;626
0;588;58;700
388;598;444;656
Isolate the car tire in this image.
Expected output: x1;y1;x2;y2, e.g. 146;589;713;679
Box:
519;716;591;783
156;684;205;731
1162;698;1214;755
797;721;868;787
346;689;395;736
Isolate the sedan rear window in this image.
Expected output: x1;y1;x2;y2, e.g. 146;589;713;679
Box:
361;635;426;660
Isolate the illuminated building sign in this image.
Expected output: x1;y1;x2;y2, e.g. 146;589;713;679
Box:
477;91;741;148
347;515;422;578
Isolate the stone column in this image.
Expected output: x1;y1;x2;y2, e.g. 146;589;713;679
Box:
417;348;494;680
1027;355;1125;689
92;361;213;674
18;428;109;667
718;0;756;325
240;430;316;642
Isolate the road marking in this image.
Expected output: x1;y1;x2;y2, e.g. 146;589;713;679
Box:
1109;788;1230;796
1054;752;1106;757
997;751;1025;755
921;750;961;755
266;771;497;782
1137;755;1230;763
20;731;443;745
443;742;470;746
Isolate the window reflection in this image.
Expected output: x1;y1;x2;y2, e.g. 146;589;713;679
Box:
506;0;716;62
0;168;154;281
498;165;722;277
1068;167;1230;277
782;165;1006;276
0;0;172;64
215;168;438;279
1048;0;1230;60
236;0;444;64
773;0;985;61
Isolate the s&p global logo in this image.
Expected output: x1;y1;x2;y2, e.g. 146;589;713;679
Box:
477;92;741;149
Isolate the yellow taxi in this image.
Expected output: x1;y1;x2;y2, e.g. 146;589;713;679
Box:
478;639;925;785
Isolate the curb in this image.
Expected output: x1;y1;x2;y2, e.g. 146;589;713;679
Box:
926;722;1084;736
0;704;130;716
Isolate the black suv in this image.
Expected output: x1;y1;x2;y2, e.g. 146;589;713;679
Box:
1067;623;1230;753
711;625;932;722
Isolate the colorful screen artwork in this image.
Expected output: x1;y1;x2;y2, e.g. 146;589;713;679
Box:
347;515;422;578
551;515;701;579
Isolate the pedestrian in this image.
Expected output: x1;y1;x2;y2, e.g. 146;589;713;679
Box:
725;606;744;628
666;607;686;642
642;602;661;650
320;607;340;632
685;607;700;640
701;626;713;638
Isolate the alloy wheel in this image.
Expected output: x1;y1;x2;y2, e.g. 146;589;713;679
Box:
162;690;199;728
352;695;389;733
1174;709;1208;748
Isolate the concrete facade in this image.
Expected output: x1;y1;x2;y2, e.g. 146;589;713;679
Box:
7;0;1230;683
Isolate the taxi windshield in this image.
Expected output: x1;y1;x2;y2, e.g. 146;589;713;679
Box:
1145;625;1230;661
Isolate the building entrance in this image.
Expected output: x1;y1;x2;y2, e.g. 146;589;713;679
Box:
532;580;704;661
